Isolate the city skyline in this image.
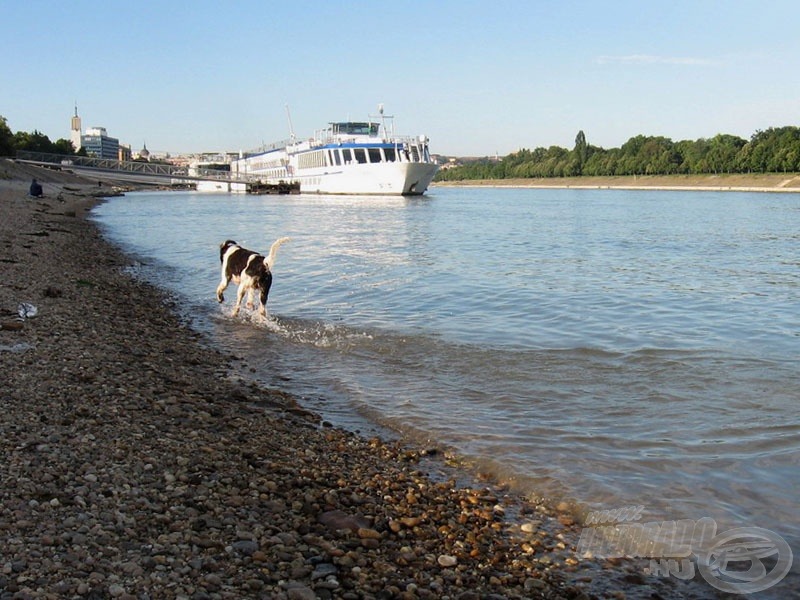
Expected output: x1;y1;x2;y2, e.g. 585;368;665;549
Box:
3;1;799;157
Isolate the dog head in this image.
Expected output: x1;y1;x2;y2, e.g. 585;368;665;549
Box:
220;240;238;263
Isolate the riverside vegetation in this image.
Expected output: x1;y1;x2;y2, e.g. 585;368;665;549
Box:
435;127;800;182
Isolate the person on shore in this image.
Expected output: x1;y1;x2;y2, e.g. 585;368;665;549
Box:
29;178;43;197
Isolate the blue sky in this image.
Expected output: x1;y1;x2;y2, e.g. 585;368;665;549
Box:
3;0;799;157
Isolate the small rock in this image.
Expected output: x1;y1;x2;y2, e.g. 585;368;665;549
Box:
524;577;548;591
319;510;370;532
521;521;538;533
286;585;316;600
311;562;338;580
399;516;421;528
231;540;258;556
357;527;381;540
437;554;457;567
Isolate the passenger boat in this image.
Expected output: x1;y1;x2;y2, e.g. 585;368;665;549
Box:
229;106;439;196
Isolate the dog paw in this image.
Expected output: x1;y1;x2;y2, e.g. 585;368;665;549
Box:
217;295;224;303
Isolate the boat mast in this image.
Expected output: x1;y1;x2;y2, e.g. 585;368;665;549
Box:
376;103;395;141
285;104;296;144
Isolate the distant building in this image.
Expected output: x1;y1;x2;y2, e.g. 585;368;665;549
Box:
70;104;82;152
119;144;132;162
82;127;120;160
136;142;150;161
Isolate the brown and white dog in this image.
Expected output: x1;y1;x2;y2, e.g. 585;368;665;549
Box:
216;237;290;317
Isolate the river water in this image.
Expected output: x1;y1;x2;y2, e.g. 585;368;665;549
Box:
91;186;799;567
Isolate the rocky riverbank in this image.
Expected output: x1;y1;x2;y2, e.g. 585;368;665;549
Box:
1;160;716;599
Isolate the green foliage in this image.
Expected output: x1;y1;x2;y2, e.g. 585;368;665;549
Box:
0;116;14;157
0;115;77;157
436;126;800;181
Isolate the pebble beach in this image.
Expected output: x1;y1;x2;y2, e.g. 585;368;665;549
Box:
0;160;717;600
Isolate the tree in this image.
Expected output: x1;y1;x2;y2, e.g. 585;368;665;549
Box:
53;139;76;155
573;130;588;173
14;130;55;153
706;134;746;174
0;116;14;157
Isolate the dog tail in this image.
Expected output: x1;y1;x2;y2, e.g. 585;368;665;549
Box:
264;237;290;269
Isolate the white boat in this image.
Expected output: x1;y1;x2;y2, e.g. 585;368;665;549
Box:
230;107;439;195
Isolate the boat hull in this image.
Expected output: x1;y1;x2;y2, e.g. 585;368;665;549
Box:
292;161;438;195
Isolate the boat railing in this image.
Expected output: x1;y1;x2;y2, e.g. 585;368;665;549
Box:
243;137;294;156
310;132;429;148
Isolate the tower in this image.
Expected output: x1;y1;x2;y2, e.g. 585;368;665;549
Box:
70;103;82;151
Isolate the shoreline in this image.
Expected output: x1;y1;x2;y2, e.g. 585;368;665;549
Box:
432;173;800;193
1;160;716;599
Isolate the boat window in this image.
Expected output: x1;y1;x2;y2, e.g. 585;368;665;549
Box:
384;148;396;162
342;148;353;163
368;148;382;163
297;150;327;170
333;149;342;166
334;122;380;136
354;149;367;164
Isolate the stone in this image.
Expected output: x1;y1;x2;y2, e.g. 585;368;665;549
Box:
311;563;338;580
356;527;381;539
286;584;316;600
231;540;258;556
437;555;457;567
318;510;370;532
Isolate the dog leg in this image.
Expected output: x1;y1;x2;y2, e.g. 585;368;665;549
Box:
258;287;269;317
245;288;255;310
233;284;248;316
216;275;230;302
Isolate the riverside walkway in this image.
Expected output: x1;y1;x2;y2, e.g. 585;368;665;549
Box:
14;151;299;193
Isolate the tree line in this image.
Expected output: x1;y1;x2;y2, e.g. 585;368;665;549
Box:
436;126;800;181
0;115;81;157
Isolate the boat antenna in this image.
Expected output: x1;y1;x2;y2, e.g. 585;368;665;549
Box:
378;103;388;141
285;104;296;143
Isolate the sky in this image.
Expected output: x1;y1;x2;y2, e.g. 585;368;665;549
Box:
3;0;800;157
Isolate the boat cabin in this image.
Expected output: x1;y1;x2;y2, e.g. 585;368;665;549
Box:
330;122;380;136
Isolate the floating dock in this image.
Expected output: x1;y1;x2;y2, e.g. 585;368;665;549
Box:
247;180;301;195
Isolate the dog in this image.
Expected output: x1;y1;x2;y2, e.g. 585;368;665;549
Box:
216;237;290;317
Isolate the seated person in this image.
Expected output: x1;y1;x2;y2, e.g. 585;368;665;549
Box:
29;179;43;197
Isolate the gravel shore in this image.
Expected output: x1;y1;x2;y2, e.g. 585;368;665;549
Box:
1;160;715;599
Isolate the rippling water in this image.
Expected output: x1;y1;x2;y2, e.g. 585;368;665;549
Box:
92;187;799;566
